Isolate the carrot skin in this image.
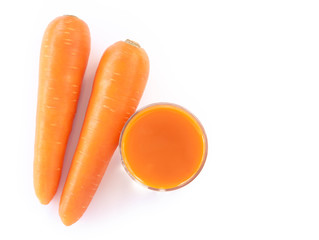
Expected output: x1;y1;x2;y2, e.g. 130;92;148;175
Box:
59;40;149;226
34;15;90;204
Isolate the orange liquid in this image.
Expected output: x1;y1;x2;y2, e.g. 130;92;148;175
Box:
120;104;207;190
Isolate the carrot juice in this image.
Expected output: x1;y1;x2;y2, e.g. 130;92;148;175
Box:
120;103;207;191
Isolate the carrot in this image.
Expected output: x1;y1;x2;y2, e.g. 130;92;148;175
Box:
34;15;90;205
59;39;149;226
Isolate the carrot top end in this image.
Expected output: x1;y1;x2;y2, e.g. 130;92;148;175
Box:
125;39;141;48
63;14;77;18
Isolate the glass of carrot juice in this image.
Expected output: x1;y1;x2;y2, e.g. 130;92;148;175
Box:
119;103;208;191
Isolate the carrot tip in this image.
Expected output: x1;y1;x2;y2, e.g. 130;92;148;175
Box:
125;39;141;48
39;200;50;205
60;219;74;226
59;214;77;226
36;195;51;205
34;187;53;205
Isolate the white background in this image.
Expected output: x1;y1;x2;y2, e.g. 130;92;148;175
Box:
1;0;318;239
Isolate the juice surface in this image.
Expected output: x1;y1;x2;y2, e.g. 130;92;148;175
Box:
120;104;207;190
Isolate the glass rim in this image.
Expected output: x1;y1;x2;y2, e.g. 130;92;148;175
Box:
119;102;208;192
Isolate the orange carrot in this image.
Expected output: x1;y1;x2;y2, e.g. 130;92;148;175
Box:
59;40;149;226
34;15;90;205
